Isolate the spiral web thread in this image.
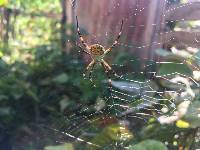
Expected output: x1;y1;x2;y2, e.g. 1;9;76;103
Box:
44;1;200;149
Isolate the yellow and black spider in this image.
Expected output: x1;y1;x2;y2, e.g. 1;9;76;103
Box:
76;16;123;87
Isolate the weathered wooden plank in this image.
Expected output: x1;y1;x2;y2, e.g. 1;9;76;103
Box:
164;31;200;48
165;2;200;21
144;0;167;60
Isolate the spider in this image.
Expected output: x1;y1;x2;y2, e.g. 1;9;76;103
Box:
76;16;123;87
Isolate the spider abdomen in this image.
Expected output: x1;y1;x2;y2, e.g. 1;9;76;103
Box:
90;44;105;55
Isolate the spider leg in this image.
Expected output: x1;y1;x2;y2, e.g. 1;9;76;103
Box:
83;60;95;78
101;62;112;90
102;59;120;78
104;20;124;54
78;45;90;55
76;16;90;50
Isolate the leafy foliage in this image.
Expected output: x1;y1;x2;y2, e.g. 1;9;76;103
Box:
0;0;200;150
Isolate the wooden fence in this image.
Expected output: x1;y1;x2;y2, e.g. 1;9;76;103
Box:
75;0;200;60
75;0;166;60
1;0;200;60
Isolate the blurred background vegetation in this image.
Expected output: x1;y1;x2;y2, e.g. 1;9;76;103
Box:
0;0;200;150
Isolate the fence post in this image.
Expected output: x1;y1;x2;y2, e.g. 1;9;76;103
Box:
0;7;11;45
61;0;73;53
143;0;167;61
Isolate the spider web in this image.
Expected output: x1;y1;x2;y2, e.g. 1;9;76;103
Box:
41;1;200;149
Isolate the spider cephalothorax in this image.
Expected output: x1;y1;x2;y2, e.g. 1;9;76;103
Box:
89;44;106;62
76;16;123;86
90;44;105;56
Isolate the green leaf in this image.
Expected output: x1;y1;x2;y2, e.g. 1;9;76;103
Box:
129;140;168;150
194;50;200;66
59;97;70;112
183;101;200;128
44;143;74;150
0;107;10;116
0;95;8;101
0;51;3;57
158;62;192;76
53;73;69;84
88;124;133;148
155;48;193;77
